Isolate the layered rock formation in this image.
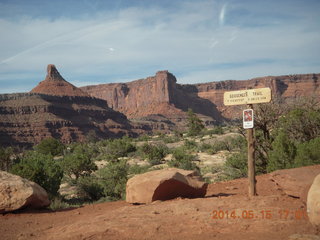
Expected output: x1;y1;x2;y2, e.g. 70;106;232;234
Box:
81;72;320;122
194;73;320;118
81;71;224;126
0;65;143;147
1;65;319;147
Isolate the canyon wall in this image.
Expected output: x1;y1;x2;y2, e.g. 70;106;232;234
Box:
0;65;148;147
0;93;137;147
1;64;319;148
81;72;320;121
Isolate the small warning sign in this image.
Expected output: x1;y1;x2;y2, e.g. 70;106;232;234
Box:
243;109;254;129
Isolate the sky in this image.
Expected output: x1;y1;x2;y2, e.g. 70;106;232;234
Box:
0;0;319;93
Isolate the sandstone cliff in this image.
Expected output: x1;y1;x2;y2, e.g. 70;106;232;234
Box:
81;72;320;121
81;71;224;126
0;65;146;147
0;93;138;147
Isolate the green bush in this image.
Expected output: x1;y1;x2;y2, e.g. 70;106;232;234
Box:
136;134;151;142
62;144;97;180
168;147;198;170
163;135;181;144
139;143;168;165
277;108;320;142
0;146;14;171
267;131;296;172
225;152;248;178
77;176;104;201
207;126;224;135
11;151;63;197
102;137;136;160
183;139;198;151
294;137;320;167
98;159;128;200
198;143;215;153
128;164;150;175
34;138;64;156
186;108;204;136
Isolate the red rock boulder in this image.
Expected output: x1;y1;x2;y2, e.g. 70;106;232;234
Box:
126;168;208;204
0;171;50;213
307;173;320;229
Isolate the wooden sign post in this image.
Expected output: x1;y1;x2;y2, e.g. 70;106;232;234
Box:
224;88;271;196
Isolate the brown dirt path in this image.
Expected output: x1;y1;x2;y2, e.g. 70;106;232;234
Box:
1;165;320;240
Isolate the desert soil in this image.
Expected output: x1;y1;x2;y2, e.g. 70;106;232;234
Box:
1;166;320;240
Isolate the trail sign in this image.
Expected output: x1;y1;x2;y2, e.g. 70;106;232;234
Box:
223;87;272;197
243;109;254;129
224;88;271;106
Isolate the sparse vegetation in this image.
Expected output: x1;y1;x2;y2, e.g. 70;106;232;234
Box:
10;151;63;197
168;147;198;170
5;97;320;207
0;146;14;171
100;136;136;160
62;144;97;180
186;108;204;136
34;138;64;156
139;143;169;165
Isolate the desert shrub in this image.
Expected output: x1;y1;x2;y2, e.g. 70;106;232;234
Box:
228;135;247;151
225;152;248;178
294;137;320;167
136;134;151;142
34;138;64;156
77;176;104;201
168;147;198;170
49;197;73;211
211;141;229;152
277;108;320;142
207;126;224;135
86;130;99;143
183;139;198;151
267;131;296;172
173;130;183;138
62;144;97;180
0;146;14;171
76;159;129;201
128;164;150;175
163;135;181;143
11;151;63;196
187;108;204;136
198;143;214;153
98;159;128;200
102;136;136;160
139;143;168;165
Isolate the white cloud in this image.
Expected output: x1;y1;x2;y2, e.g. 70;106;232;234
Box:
0;0;319;93
219;3;227;26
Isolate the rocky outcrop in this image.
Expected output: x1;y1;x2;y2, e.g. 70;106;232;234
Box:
126;168;208;204
0;171;50;213
81;72;320;121
31;64;89;97
0;93;139;147
0;65;146;147
307;173;320;229
82;71;224;127
194;73;320;118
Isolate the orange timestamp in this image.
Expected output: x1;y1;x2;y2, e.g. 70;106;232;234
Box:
211;209;308;220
